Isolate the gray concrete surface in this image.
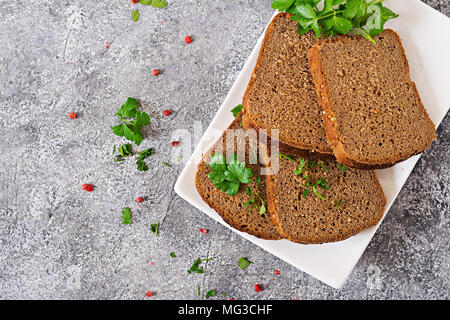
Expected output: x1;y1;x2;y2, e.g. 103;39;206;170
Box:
0;0;448;300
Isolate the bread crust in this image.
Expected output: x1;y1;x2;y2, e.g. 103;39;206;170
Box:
307;29;437;170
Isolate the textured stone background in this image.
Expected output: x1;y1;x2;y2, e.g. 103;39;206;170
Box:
0;0;448;300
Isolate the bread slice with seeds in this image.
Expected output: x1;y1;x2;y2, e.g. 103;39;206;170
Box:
195;113;281;240
242;12;332;155
265;149;386;244
307;29;436;169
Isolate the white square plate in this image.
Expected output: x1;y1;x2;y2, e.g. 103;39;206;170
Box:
174;0;450;289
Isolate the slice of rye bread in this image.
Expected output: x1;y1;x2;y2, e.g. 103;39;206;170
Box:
264;149;386;244
195;113;281;240
242;12;332;155
307;29;437;169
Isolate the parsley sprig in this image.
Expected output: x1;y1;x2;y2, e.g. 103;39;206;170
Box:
137;148;155;172
112;98;150;146
208;153;253;196
271;0;398;43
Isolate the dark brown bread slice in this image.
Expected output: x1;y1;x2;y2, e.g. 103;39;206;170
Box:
243;12;332;155
265;149;386;244
195;114;281;240
307;29;437;169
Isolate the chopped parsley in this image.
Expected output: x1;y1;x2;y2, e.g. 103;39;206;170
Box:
205;290;216;299
244;187;256;210
136;148;155;172
187;258;213;274
244;187;266;215
131;9;140;22
337;163;348;171
294;158;306;176
121;207;132;225
256;176;261;188
336;199;342;209
140;0;167;7
237;257;253;270
119;143;133;157
150;223;159;236
231;104;243;118
255;192;267;216
162;161;172;167
279;153;296;162
208;153;253;196
170;252;176;258
112;98;150;146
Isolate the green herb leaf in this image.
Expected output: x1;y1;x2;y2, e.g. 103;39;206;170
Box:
273;0;398;42
162;161;172;167
187;258;213;275
231;104;243;118
312;185;325;200
316;177;330;190
336;199;342;209
254;192;267;216
343;0;366;19
196;285;200;296
226;156;253;184
208;153;253;196
302;189;310;198
170;252;176;258
256;176;262;188
112;125;124;137
323;15;354;34
294;158;306;175
132;9;140;22
138;148;155;161
279;153;296;162
137;160;149;172
337;163;347;171
244;187;255;208
112;98;150;146
140;0;168;8
319;162;329;173
237;257;253;270
121;207;132;225
271;0;296;11
205;290;216;299
119;144;133;157
291;3;317;19
150;223;159;236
